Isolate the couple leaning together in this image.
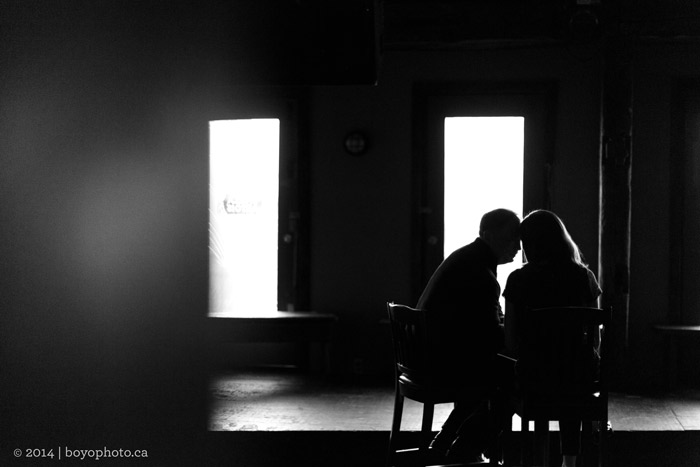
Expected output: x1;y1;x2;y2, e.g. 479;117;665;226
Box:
417;209;601;467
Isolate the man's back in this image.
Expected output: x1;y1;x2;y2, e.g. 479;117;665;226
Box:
417;238;504;379
415;208;520;459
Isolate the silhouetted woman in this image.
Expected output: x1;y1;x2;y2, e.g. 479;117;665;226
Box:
503;209;601;467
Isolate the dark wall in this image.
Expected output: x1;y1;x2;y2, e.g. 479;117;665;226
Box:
629;41;700;388
1;1;229;463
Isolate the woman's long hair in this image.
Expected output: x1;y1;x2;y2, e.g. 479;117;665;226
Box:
520;210;586;266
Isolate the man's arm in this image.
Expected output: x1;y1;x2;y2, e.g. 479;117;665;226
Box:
504;300;519;358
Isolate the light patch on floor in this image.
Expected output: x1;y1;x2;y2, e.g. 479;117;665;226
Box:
209;370;700;433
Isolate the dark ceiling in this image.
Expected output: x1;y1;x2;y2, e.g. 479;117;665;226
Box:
381;0;700;48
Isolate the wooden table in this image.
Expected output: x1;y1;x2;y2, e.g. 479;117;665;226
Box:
653;324;700;389
207;311;338;374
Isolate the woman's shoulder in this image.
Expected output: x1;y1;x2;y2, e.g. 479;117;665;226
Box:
572;263;599;282
560;261;594;275
503;263;539;298
513;262;542;273
509;262;547;279
563;263;602;298
511;261;595;287
505;263;533;283
581;265;602;296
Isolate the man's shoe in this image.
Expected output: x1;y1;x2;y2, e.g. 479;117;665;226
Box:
592;420;614;445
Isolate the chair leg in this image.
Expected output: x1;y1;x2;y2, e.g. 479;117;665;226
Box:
521;416;531;467
580;420;593;467
421;403;435;456
533;420;549;467
387;390;404;467
499;413;513;467
487;400;507;467
597;420;606;467
580;420;606;467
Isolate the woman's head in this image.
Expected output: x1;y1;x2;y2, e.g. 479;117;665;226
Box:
520;210;585;266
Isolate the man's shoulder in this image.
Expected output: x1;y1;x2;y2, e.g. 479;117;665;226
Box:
446;238;485;260
440;245;487;276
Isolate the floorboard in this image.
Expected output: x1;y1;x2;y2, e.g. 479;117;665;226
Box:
205;369;700;466
209;369;700;432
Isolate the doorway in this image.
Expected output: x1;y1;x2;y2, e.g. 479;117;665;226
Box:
413;83;556;300
208;96;309;317
209;119;280;316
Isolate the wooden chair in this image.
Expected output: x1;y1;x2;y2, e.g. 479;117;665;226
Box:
508;306;611;467
386;302;496;467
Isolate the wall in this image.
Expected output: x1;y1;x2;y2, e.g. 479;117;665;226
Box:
310;46;603;379
1;1;236;462
629;41;700;389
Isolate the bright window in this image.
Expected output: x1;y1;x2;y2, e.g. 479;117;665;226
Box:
209;119;280;316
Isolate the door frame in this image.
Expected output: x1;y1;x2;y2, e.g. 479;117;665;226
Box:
411;82;557;300
670;78;700;325
208;87;311;313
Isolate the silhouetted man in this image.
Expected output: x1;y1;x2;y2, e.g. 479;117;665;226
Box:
417;208;520;463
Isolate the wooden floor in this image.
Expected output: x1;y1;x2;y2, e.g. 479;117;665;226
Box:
209;368;700;432
205;368;700;467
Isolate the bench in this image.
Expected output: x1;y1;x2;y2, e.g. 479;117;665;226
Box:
207;311;338;374
653;324;700;389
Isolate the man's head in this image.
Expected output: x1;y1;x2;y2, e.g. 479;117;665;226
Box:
479;208;521;264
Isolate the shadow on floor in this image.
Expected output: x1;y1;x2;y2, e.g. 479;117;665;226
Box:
206;369;700;466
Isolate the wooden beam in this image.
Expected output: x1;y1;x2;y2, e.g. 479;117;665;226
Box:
599;3;633;387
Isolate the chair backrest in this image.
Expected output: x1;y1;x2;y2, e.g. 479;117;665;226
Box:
518;306;611;395
386;302;429;381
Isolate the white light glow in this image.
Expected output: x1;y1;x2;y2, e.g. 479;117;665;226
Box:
209;119;280;316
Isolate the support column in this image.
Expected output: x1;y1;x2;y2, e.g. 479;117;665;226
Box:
599;6;633;388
